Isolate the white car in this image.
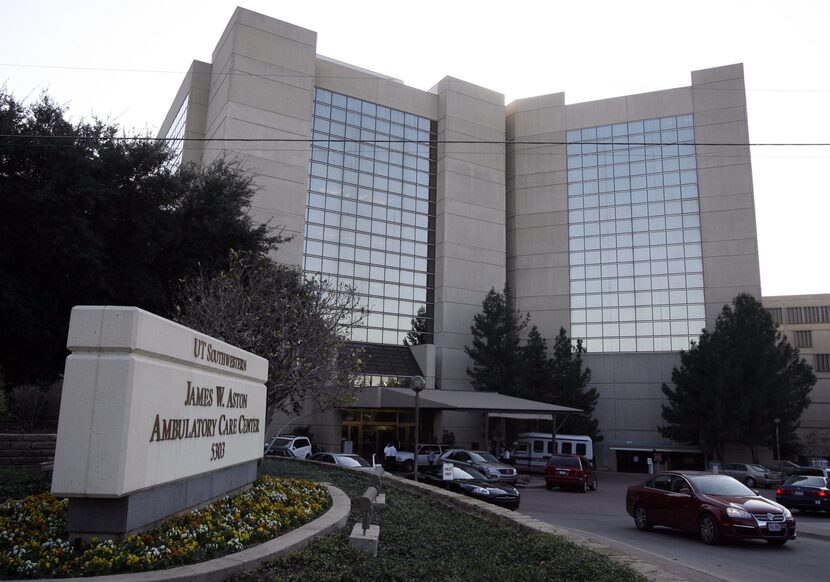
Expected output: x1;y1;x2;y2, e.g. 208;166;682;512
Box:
310;453;379;472
264;434;312;459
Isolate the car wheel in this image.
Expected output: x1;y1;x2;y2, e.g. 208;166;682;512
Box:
767;539;787;546
545;482;554;491
745;476;756;488
633;505;653;531
581;478;589;493
403;460;413;473
590;477;598;491
699;513;722;545
305;453;311;459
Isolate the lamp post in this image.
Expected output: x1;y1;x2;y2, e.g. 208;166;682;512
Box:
774;418;781;461
410;375;425;482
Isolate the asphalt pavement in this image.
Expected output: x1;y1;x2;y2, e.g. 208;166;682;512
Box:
514;471;830;541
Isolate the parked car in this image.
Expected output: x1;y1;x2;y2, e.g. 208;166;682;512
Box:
776;474;830;513
767;460;802;476
415;461;520;510
791;466;830;479
720;463;783;488
395;444;452;473
439;449;518;484
264;434;312;459
268;447;295;458
544;454;597;492
309;452;378;472
626;471;796;545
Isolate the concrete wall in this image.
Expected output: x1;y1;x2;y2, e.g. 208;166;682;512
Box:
432;78;507;391
763;294;830;453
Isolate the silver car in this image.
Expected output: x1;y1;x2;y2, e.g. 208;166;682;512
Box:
439;449;518;484
721;463;783;488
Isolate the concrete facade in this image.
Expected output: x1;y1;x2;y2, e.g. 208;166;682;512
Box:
159;8;787;469
762;294;830;456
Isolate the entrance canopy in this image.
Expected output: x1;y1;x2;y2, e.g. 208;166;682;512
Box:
349;386;583;416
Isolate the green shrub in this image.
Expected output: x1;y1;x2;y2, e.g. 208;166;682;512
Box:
6;383;60;432
0;466;50;502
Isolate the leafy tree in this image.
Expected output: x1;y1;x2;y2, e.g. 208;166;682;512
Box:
0;90;275;385
175;250;366;425
465;285;528;393
403;305;429;346
660;293;814;462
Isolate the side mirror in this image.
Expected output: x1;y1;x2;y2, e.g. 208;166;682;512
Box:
679;487;692;495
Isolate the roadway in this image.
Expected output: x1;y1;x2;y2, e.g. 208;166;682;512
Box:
517;471;829;582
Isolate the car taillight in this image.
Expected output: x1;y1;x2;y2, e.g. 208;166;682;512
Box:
776;488;784;495
819;491;827;498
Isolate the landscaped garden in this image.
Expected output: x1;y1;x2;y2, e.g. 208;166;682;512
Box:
0;460;646;581
0;469;328;579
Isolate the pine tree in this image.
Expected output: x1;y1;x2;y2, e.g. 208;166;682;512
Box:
549;328;602;442
403;305;428;346
660;293;814;462
465;285;528;393
517;326;554;401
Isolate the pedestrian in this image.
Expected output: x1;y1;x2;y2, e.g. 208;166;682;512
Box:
384;442;397;471
428;449;437;465
503;447;512;466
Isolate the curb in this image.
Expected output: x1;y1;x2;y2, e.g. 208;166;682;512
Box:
29;484;350;582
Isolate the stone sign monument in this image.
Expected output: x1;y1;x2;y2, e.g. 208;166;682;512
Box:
52;306;268;538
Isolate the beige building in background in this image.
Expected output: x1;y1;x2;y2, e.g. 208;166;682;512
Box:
763;295;830;457
159;7;817;471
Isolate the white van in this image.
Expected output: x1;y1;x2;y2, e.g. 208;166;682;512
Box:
512;433;593;473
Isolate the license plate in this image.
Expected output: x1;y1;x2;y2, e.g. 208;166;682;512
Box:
558;470;569;475
795;491;804;496
767;523;782;532
817;500;822;505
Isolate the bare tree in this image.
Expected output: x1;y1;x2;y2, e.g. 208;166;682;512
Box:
175;250;366;427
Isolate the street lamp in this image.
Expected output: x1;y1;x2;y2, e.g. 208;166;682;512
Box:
410;375;425;482
774;418;781;461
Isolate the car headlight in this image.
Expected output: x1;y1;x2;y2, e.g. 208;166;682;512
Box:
487;467;499;475
472;487;491;495
726;507;752;519
782;508;793;519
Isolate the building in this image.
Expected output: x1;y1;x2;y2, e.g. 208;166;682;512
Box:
159;7;764;469
762;294;830;459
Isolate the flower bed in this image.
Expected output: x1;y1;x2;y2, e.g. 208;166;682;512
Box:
0;476;330;579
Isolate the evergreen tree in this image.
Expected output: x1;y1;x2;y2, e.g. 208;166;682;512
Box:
549;328;602;442
465;285;528;393
660;293;814;462
517;325;554;401
403;305;428;346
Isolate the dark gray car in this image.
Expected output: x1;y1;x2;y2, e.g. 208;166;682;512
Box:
439;449;518;484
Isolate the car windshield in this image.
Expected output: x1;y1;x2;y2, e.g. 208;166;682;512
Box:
470;451;499;463
272;438;292;448
748;464;770;472
783;475;826;488
688;474;755;496
452;466;489;481
339;455;369;467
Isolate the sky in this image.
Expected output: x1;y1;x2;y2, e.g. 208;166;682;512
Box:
2;0;828;297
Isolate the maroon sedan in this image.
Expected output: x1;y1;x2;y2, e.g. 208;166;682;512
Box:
626;471;796;545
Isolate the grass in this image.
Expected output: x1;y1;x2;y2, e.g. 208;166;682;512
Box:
236;459;647;582
0;460;647;581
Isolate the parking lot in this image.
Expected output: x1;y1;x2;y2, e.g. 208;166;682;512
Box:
516;471;830;582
